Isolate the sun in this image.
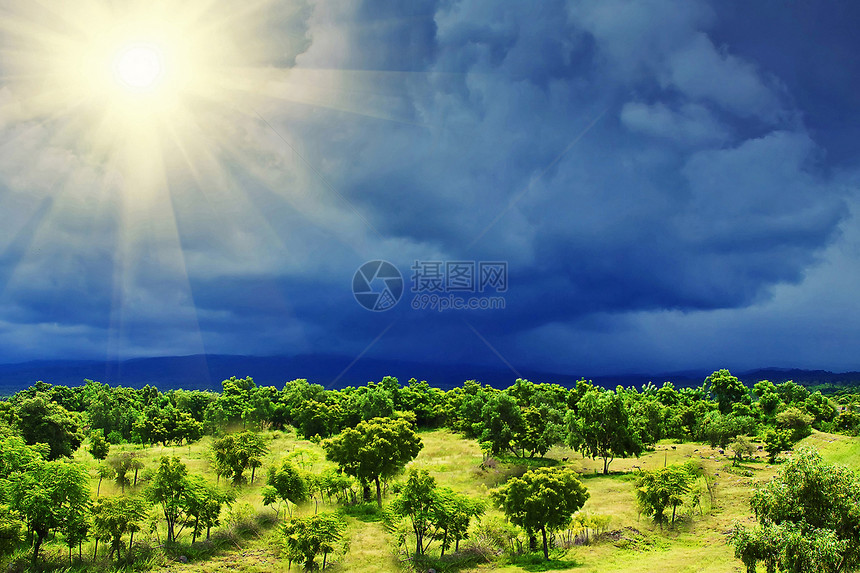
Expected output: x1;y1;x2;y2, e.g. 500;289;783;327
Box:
114;44;164;91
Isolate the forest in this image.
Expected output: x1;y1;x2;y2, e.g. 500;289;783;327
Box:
0;369;859;572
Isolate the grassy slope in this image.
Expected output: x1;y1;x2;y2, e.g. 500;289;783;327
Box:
53;428;860;573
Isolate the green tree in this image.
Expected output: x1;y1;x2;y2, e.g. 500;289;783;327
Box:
478;392;524;456
281;512;346;571
388;468;485;557
211;431;269;485
706;369;747;414
0;504;23;559
432;486;485;555
518;404;564;458
146;456;189;543
764;428;793;463
730;435;756;464
804;391;838;424
91;495;149;563
88;429;110;460
262;459;307;518
491;466;589;560
16;395;83;460
776;407;814;441
730;448;860;573
389;468;437;556
6;460;91;566
322;417;423;507
566;389;642;474
108;452;144;493
184;476;234;543
634;463;697;527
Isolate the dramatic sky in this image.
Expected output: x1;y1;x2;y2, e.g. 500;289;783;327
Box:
0;0;858;377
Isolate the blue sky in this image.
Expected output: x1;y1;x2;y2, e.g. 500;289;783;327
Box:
0;0;858;377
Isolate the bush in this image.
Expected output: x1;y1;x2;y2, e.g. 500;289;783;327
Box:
225;502;258;535
465;515;525;559
106;430;125;444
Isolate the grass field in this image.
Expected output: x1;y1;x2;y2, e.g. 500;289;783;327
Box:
44;428;860;572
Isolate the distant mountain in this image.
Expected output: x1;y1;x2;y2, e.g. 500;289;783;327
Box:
0;354;857;395
0;354;574;394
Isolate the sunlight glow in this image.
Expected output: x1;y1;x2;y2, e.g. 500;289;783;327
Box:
0;0;400;358
114;44;163;90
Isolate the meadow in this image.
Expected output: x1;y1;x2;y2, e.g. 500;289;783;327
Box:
54;425;859;573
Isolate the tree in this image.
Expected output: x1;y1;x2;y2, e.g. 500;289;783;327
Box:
96;463;114;496
764;428;793;463
211;431;269;485
322;417;423;507
706;369;748;414
16;395;83;460
389;468;437;556
697;410;754;449
6;460;91;566
88;429;110;460
388;469;485;557
91;495;149;563
730;448;860;573
108;452;134;493
491;466;589;560
477;392;524;456
281;512;346;571
804;391;838;424
518;404;564;458
730;436;756;464
776;407;814;441
431;486;485;555
184;476;234;543
134;405;203;446
0;505;23;559
146;456;189;543
566;389;642;474
634;463;697;527
262;459;307;519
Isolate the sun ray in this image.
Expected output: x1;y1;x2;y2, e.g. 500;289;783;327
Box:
0;0;450;359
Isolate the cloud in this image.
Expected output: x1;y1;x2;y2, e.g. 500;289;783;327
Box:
0;0;855;375
620;102;729;145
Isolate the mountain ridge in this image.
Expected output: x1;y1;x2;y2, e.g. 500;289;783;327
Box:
0;354;858;394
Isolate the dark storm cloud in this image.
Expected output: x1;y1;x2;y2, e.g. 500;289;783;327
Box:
0;0;857;374
287;0;846;321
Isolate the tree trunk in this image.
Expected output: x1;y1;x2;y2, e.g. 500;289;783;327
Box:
166;513;175;543
323;551;328;570
603;457;609;474
374;476;382;508
671;504;677;526
129;530;135;561
97;476;103;496
207;525;212;541
32;532;44;567
251;466;256;484
541;526;549;561
93;537;99;560
134;468;139;486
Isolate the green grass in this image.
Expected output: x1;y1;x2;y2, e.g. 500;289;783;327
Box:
34;428;860;573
